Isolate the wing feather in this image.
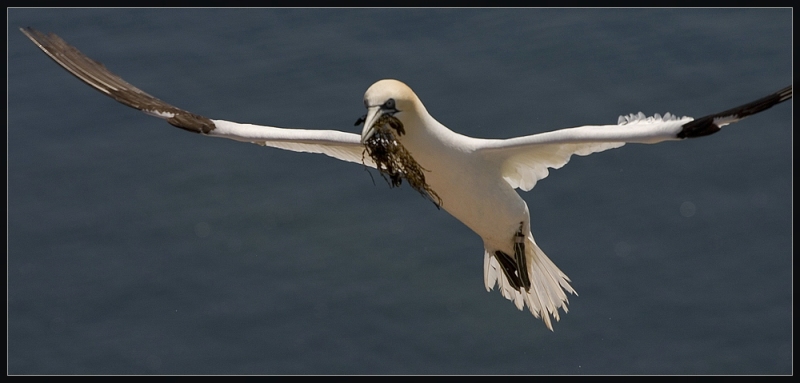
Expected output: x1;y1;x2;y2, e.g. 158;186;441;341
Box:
477;86;791;191
477;118;688;191
210;120;373;166
20;27;372;167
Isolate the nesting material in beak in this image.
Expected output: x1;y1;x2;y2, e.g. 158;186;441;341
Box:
363;114;442;208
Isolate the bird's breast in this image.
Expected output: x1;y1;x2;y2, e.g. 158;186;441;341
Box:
403;138;529;248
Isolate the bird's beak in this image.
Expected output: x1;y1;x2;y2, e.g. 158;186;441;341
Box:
360;106;382;144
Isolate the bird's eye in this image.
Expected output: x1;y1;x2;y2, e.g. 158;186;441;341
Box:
383;99;396;109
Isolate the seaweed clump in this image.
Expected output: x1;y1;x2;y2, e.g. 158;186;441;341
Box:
362;114;442;208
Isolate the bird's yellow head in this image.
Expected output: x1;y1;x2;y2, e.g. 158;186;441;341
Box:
358;79;423;144
356;79;441;208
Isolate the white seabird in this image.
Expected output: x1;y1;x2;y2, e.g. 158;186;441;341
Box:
20;27;792;330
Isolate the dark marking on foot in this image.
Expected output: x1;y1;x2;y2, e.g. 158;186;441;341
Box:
514;222;531;291
494;250;522;291
494;222;531;292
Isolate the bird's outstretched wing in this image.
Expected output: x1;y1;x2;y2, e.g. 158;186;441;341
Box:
20;27;374;167
477;86;792;191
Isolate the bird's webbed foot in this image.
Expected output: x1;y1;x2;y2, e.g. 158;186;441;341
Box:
494;222;531;292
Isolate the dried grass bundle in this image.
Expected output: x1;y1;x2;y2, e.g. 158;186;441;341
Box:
363;114;442;208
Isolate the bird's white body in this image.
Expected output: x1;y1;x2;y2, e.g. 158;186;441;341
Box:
20;28;792;331
379;98;529;249
357;80;696;328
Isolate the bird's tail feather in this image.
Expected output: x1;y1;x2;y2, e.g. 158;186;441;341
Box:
483;234;576;330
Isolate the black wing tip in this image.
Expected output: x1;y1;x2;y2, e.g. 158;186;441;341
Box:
677;117;722;139
677;85;792;139
22;26;217;135
20;27;51;50
20;27;58;48
167;113;217;135
19;26;37;37
776;85;793;102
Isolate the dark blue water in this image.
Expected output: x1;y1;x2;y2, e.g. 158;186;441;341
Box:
8;9;791;375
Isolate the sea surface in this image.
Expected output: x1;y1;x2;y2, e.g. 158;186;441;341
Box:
8;8;792;375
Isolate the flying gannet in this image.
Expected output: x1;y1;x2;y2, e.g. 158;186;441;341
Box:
20;27;792;330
